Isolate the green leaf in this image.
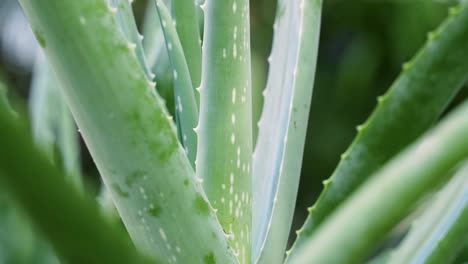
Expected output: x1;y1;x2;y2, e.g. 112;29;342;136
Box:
453;238;468;263
289;2;468;257
110;0;153;80
0;186;61;264
17;0;237;262
142;0;168;70
0;80;60;264
172;0;202;89
141;0;175;116
287;99;468;264
0;102;153;264
389;162;468;264
197;0;253;262
0;80;6;104
0;75;13;114
367;251;391;264
251;0;322;263
153;0;199;167
29;52;82;189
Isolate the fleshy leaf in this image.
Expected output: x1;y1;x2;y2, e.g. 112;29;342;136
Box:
251;0;322;263
153;0;199;166
29;52;82;189
110;0;153;80
288;99;468;263
289;3;468;258
172;0;202;89
0;101;153;264
389;162;468;264
197;0;253;262
141;0;175;116
17;0;237;262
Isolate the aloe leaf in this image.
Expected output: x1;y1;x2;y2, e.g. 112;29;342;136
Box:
0;80;10;112
29;52;82;189
0;81;58;264
110;0;152;80
17;0;236;262
0;103;153;264
142;0;167;70
453;239;468;263
142;0;175;117
251;0;322;263
153;0;199;167
0;74;14;115
172;0;202;89
288;99;468;264
367;251;391;264
197;0;252;262
389;162;468;264
289;3;468;256
0;186;61;264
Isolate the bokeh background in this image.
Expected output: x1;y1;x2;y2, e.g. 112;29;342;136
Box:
1;0;467;258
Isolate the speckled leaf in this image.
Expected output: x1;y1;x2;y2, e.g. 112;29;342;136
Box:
197;0;252;262
17;0;236;262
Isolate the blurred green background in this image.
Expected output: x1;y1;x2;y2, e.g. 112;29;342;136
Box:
1;0;467;254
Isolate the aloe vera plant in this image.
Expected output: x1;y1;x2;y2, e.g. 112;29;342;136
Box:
1;0;468;264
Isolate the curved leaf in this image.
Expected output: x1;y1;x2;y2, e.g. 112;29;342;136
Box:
252;0;322;263
389;162;468;264
153;0;199;167
141;0;175;116
18;0;237;262
110;0;152;80
0;102;153;264
289;3;468;257
288;99;468;263
29;52;82;189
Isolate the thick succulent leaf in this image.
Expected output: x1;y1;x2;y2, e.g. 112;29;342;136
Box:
197;0;253;262
453;239;468;263
0;79;59;264
389;162;468;264
29;52;82;189
367;251;391;264
142;0;176;120
0;102;153;264
0;186;61;264
142;0;167;70
153;0;199;167
172;0;202;89
142;0;171;75
289;3;468;257
251;0;322;263
17;0;236;262
288;99;468;263
0;78;12;113
141;0;175;116
110;0;152;80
